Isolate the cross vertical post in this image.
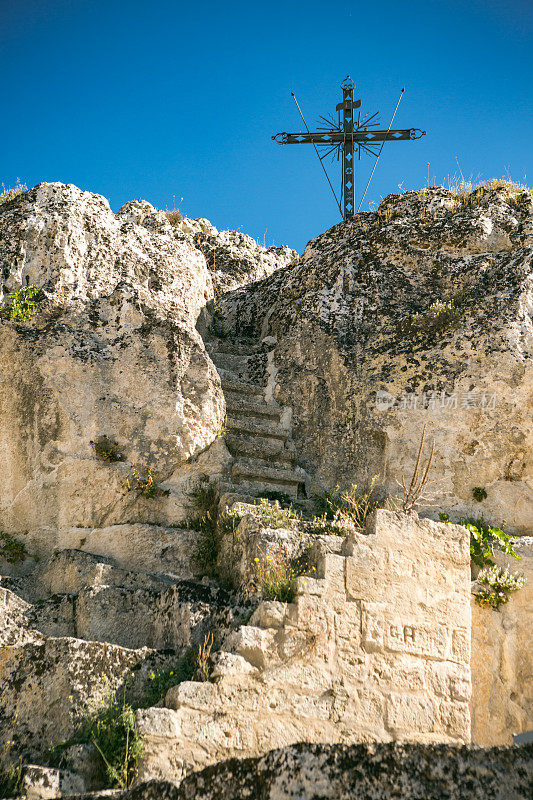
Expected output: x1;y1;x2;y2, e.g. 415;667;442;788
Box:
340;78;357;218
272;76;426;221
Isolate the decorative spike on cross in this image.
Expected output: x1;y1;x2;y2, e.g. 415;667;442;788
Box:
273;76;426;219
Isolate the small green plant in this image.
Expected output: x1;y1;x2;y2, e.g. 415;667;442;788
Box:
189;478;221;577
0;531;27;563
1;284;40;322
253;548;299;602
337;475;386;529
90;435;124;463
312;489;338;520
0;179;27;205
439;513;520;569
194;632;214;682
122;466;170;499
47;691;143;790
312;475;386;533
472;486;487;502
89;695;142;789
474;565;526;610
254;498;299;528
142;649;196;706
258;490;293;508
0;760;24;799
397;299;460;338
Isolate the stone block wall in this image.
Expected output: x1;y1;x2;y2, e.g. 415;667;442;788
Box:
137;510;472;782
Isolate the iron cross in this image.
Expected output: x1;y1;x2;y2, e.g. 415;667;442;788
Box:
273;76;426;219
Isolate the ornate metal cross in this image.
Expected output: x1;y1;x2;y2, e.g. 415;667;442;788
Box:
273;76;426;219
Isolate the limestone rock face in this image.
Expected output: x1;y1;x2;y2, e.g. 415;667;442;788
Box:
123;742;533;800
220;185;533;533
0;546;240;768
175;216;298;295
0;185;219;535
470;538;533;744
0;634;156;765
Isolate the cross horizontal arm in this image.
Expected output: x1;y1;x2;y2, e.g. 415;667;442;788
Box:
273;129;425;145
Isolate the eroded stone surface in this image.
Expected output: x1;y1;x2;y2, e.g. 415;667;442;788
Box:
137;511;472;783
219;185;533;534
82;742;533;800
1;183;285;542
0;635;153;765
1;183;531;791
471;538;533;744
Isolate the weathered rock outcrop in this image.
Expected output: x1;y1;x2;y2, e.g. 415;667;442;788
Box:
88;742;533;800
0;183;294;542
175;216;297;295
1;182;531;796
220;185;533;534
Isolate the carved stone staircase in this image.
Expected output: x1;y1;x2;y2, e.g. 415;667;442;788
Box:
136;510;473;785
205;338;306;500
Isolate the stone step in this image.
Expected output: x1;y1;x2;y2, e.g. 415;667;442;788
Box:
6;564;237;652
231;460;305;498
226;415;289;440
209;352;251;372
2;524;205;583
224;433;296;464
21;548;175;602
220;375;265;397
206;339;261;356
21;763;87;798
224;394;282;421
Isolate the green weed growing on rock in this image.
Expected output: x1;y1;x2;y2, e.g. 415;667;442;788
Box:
0;531;27;564
188;477;222;578
439;513;519;569
46;690;143;791
253;548;299;603
254;498;299;528
0;760;24;799
90;436;124;463
474;565;525;610
194;632;214;682
312;475;386;534
88;695;142;789
142;649;196;706
258;490;293;508
1;285;40;322
122;466;170;499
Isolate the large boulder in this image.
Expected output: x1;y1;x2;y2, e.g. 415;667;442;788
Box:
80;742;533;800
220;184;533;534
0;184;295;541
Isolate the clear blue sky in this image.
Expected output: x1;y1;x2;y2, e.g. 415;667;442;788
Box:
1;0;531;252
